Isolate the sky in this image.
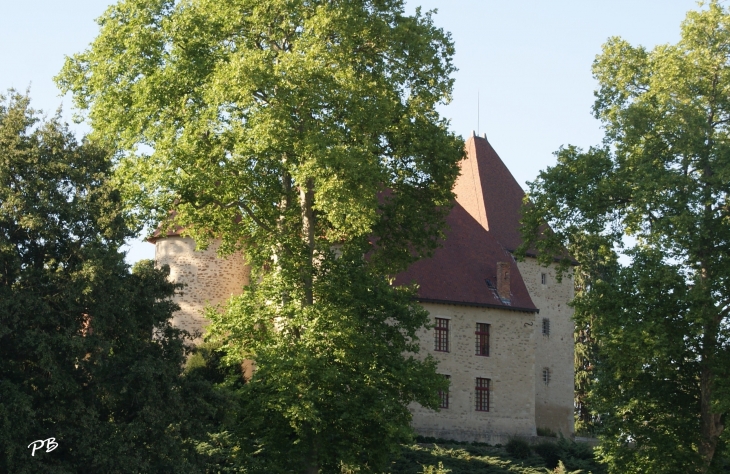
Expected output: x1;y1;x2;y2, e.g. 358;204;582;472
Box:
0;0;701;263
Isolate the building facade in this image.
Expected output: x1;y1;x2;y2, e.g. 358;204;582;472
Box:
151;133;575;441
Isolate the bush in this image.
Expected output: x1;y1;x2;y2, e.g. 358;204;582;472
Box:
421;461;451;474
505;437;532;459
534;441;561;469
557;436;593;460
537;427;558;437
553;460;583;474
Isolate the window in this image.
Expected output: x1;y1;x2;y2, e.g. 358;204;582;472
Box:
542;368;551;385
439;375;450;409
542;318;550;337
435;318;449;352
475;378;490;411
541;273;547;285
475;323;490;356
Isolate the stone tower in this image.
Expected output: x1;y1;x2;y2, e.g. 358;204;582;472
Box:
150;234;250;340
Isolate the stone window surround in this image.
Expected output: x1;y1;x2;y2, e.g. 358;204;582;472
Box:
475;377;491;412
438;374;451;409
475;321;490;356
434;316;451;352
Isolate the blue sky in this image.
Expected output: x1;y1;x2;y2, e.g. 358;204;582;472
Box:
0;0;699;263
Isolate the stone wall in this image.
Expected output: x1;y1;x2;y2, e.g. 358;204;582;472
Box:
410;303;537;443
154;237;250;340
517;257;575;436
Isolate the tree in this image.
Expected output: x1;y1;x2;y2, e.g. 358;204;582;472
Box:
0;92;214;473
57;0;463;471
519;2;730;472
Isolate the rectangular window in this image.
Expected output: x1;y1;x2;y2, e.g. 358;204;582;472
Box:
542;318;550;337
541;273;547;285
475;323;490;356
439;375;450;409
435;318;449;352
475;377;490;412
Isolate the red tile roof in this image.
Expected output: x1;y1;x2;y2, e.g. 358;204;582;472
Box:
395;135;538;313
455;136;527;252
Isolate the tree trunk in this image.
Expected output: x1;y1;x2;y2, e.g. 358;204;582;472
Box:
697;249;723;472
699;315;724;473
697;149;724;472
280;167;292;307
699;365;723;472
305;436;319;474
300;178;315;306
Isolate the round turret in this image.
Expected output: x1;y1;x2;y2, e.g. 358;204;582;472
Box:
152;236;250;340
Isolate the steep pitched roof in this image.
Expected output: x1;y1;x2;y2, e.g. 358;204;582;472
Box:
454;135;527;252
395;135;538;313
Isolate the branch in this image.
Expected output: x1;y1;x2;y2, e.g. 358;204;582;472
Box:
189;196;275;234
238;200;274;234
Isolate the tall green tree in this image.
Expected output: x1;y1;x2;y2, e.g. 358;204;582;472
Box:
520;2;730;472
0;92;214;473
58;0;462;471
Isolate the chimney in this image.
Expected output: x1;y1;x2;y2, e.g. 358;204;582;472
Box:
496;262;511;304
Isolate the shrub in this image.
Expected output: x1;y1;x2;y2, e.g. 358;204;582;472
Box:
421;462;451;474
553;460;583;474
505;437;532;459
557;436;593;460
534;441;561;469
537;427;558;437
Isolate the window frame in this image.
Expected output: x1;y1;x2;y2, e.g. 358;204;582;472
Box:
542;367;551;386
542;318;550;337
434;317;449;352
475;377;491;412
475;322;490;356
438;374;450;409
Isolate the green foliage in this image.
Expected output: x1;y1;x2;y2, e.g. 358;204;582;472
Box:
519;2;730;472
421;462;451;474
506;438;532;460
204;252;446;472
537;427;558;438
552;460;583;474
0;92;218;472
546;437;603;474
57;0;464;275
393;443;547;474
58;0;464;471
393;441;604;474
534;442;562;469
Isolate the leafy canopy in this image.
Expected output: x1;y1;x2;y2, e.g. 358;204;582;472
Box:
57;0;463;274
520;2;730;472
0;92;215;473
58;0;463;471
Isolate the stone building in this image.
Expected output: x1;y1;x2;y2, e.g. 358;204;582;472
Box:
150;133;575;442
396;133;574;442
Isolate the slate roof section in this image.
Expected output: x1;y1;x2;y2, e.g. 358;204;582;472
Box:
395;135;538;313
